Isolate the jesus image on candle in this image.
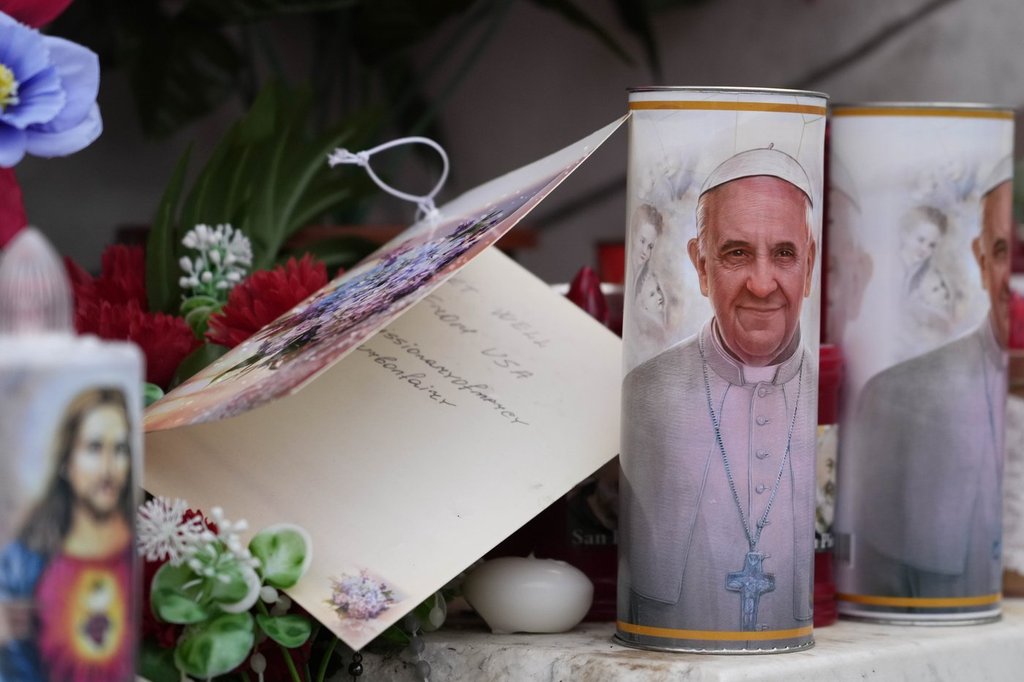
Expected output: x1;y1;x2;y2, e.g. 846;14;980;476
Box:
619;147;818;639
0;388;136;681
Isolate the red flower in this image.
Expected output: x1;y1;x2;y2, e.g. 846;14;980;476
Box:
182;508;217;535
206;254;329;348
1011;290;1024;350
0;0;74;27
68;245;198;388
78;299;197;388
0;168;27;248
95;244;147;306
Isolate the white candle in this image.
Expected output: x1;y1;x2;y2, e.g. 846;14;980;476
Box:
0;229;143;682
463;556;593;634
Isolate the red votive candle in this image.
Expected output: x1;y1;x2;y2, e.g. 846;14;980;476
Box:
814;344;843;626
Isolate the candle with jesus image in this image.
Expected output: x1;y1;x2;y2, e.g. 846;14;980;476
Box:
0;229;142;681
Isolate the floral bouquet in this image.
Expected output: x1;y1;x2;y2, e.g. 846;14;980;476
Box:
137;498;320;681
1;7;455;677
137;498;449;682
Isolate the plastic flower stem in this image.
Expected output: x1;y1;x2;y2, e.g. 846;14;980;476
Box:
279;639;301;682
315;636;338;682
257;600;302;682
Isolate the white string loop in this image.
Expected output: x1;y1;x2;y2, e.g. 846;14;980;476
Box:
328;136;449;223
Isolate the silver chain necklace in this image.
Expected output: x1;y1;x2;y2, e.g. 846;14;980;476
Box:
698;333;803;551
698;333;804;630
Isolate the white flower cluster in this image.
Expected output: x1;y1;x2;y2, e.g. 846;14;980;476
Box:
206;506;261;570
179;223;252;297
136;497;206;566
137;498;261;580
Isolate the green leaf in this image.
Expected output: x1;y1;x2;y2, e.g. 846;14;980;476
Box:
276;118;359;239
147;147;192;314
180;295;221;315
248;86;314;268
182;297;223;339
284;184;355;237
174;612;255;678
180;86;281;230
139;641;181;682
143;382;165;407
184;306;216;339
152;589;211;625
249;524;312;589
211;562;262;613
148;81;377;286
151;563;211;624
149;543;259;620
169;343;230;389
256;613;313;648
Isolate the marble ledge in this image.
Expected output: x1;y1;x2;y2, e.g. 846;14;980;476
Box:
360;598;1024;681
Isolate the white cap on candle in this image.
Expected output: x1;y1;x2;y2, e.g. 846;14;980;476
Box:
0;227;73;335
700;145;813;207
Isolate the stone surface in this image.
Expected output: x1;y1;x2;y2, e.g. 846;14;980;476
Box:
353;598;1024;681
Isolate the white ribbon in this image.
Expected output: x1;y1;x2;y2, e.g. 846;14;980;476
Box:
328;137;449;223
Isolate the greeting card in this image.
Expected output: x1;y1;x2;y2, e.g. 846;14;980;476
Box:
144;118;625;649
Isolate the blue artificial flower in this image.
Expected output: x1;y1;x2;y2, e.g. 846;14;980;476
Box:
0;11;101;167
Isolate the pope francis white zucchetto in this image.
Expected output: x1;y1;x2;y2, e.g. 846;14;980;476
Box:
699;145;814;206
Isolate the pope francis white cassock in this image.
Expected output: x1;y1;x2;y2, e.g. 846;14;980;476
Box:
619;147;819;646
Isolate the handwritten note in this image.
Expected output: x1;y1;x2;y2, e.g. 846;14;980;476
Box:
358;328;530;425
144;247;622;651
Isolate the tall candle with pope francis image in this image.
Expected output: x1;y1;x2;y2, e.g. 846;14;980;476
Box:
829;103;1014;624
617;87;827;653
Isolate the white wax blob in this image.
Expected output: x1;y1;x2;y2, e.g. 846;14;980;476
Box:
463;556;593;634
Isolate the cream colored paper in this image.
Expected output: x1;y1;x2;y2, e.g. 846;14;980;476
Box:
145;247;621;650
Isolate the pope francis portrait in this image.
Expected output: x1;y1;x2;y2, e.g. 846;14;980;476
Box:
838;157;1012;607
619;146;819;643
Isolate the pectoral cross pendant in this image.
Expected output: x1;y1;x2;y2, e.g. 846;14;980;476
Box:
726;551;775;631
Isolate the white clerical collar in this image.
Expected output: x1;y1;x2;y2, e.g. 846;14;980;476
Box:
703;319;803;386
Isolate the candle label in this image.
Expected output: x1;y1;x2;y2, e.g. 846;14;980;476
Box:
829;104;1013;623
618;87;826;653
0;346;142;681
